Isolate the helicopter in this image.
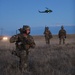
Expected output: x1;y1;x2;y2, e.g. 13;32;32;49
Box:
38;7;53;13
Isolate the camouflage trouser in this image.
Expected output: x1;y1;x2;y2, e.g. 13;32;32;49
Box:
59;38;65;44
19;50;28;72
45;37;50;44
45;38;50;44
12;50;29;72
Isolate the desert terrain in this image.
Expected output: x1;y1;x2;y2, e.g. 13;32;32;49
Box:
0;34;75;75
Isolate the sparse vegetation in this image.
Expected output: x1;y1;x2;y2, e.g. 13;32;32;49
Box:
0;34;75;75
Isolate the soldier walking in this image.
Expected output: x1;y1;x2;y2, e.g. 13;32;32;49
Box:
10;25;35;73
58;25;66;44
44;26;52;44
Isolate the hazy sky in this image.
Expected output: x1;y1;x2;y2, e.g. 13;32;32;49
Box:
0;0;75;35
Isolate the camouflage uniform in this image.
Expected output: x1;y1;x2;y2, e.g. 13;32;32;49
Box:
10;25;35;72
58;26;66;44
44;27;52;44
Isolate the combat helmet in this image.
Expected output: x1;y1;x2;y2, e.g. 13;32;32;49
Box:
45;26;49;31
61;25;64;29
46;27;49;29
23;25;30;31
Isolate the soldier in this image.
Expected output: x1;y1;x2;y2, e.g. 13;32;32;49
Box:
10;25;35;72
58;25;66;44
44;26;52;44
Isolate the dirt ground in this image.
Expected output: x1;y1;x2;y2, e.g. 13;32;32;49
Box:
0;34;75;75
33;34;75;46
